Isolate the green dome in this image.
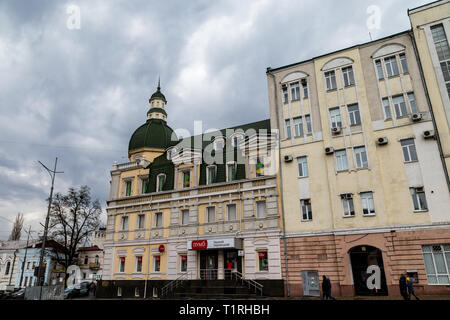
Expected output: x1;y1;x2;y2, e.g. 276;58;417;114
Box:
149;83;167;103
128;118;178;152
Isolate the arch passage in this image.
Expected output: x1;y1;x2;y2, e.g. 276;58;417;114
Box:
348;245;388;296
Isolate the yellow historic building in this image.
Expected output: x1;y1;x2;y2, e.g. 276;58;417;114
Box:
266;6;450;297
100;82;284;298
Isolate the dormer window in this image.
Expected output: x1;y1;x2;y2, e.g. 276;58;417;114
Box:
167;148;176;160
183;171;190;188
213;138;225;150
231;134;244;147
156;174;166;192
207;166;217;185
256;158;264;177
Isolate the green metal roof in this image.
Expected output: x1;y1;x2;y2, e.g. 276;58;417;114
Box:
128;118;178;151
147;107;167;116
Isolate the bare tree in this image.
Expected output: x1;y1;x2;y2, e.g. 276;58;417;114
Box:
49;186;102;285
8;213;24;241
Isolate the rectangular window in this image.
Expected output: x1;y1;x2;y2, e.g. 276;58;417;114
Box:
408;92;418;114
207;206;215;223
305;115;312;134
282;86;288;103
285;119;291;139
361;192;375;216
441;61;450;81
290;82;300;100
181;209;189;225
183;171;190;188
384;56;400;77
136;256;142;273
258;251;269;272
227;204;237;221
342;66;355;87
119;257;125;273
399;53;408;73
422;244;450;285
302;81;308;98
154;256;161;272
255;158;264;177
141;178;149;194
382;98;392;119
392;95;408;118
207;166;216;185
335;149;349;171
354;146;368;169
157;174;166;192
293;117;304;138
410;187;428;211
121;216;129;231
329;107;342;128
401;139;418;162
27;262;30;270
256;201;266;218
297;156;308;177
300;199;312;221
375;59;384;80
325;71;337;90
347;103;361;126
341;194;355;217
431;25;450;61
227;162;237;181
180;255;188;272
137;214;145;229
155;212;163;227
125;181;132;197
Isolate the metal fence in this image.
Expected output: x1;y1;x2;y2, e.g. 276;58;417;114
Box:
24;285;64;300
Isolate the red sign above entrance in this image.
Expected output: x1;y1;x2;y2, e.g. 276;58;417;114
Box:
158;245;165;253
191;240;208;250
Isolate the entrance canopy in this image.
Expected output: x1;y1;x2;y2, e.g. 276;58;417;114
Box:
188;238;243;250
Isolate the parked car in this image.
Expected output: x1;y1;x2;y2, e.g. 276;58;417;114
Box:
64;282;90;299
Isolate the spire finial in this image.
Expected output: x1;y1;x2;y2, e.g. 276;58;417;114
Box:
157;76;161;91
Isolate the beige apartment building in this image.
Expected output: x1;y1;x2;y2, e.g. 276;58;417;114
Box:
266;22;450;296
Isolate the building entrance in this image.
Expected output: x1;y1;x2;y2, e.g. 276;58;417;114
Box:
200;250;218;280
224;250;242;279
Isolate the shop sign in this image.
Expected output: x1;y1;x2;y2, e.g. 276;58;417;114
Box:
189;238;242;250
238;250;244;257
158;245;165;253
191;240;208;250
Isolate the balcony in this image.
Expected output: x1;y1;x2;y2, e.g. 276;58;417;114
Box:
89;262;100;270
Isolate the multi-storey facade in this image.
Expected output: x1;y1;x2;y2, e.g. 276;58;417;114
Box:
0;240;28;291
100;84;284;298
76;228;106;282
267;28;450;297
409;0;450;190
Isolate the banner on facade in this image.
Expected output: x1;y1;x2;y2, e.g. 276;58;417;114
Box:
188;238;243;250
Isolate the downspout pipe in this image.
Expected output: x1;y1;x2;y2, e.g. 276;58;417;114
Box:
409;30;450;191
267;68;290;297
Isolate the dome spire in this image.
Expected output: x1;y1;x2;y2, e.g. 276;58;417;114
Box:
157;76;161;91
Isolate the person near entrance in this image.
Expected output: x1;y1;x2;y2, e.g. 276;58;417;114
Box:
226;260;234;279
321;275;335;300
406;276;420;300
399;274;408;300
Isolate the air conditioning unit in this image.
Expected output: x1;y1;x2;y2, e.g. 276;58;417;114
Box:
377;137;388;145
331;126;341;134
284;155;293;162
411;113;422;122
423;130;435;139
325;147;334;155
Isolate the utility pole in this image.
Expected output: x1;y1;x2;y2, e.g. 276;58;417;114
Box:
37;157;63;300
18;226;32;288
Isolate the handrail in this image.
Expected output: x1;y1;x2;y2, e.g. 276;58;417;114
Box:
161;272;190;297
232;271;263;296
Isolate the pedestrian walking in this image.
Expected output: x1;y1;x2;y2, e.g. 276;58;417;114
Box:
399;274;409;300
321;275;335;300
406;276;419;300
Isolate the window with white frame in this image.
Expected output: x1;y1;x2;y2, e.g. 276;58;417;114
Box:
256;200;266;218
297;156;308;177
354;146;368;169
156;174;166;192
392;95;408;118
401;139;418;162
329;107;342;128
335;149;349;171
119;257;125;273
182;171;190;188
155;212;163;227
181;209;189;225
305;115;312;134
422;244;450;285
141;177;149;194
120;216;129;231
399;53;408;73
300;199;312;221
137;214;145;229
375;59;384;80
180;255;188;272
207;166;217;185
227;204;237;221
285;119;291;139
382;98;392;119
341;194;355;217
167;148;175;161
293;117;304;137
410;187;428;211
407;92;418;114
290;82;300;100
231;134;244;148
136;256;142;273
347;104;361;126
214;138;224;150
360;192;375;216
206;206;215;223
125;180;132;197
282;86;288;103
227;162;237;182
258;251;269;271
342;66;355;87
153;256;161;272
325;71;337;90
384;56;400;77
431;24;450;61
302;80;308;98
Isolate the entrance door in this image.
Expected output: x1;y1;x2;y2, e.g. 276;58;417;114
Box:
224;250;242;279
200;251;218;280
349;245;388;296
301;270;320;297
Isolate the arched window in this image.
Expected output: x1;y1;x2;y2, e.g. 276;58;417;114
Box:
95;255;99;264
5;261;11;275
156;173;166;192
84;255;88;265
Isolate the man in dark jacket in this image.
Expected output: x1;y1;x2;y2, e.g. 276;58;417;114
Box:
321;275;335;300
399;274;408;300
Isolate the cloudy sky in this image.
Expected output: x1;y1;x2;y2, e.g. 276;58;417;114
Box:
0;0;428;240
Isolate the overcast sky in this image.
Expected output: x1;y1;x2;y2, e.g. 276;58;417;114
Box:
0;0;428;240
